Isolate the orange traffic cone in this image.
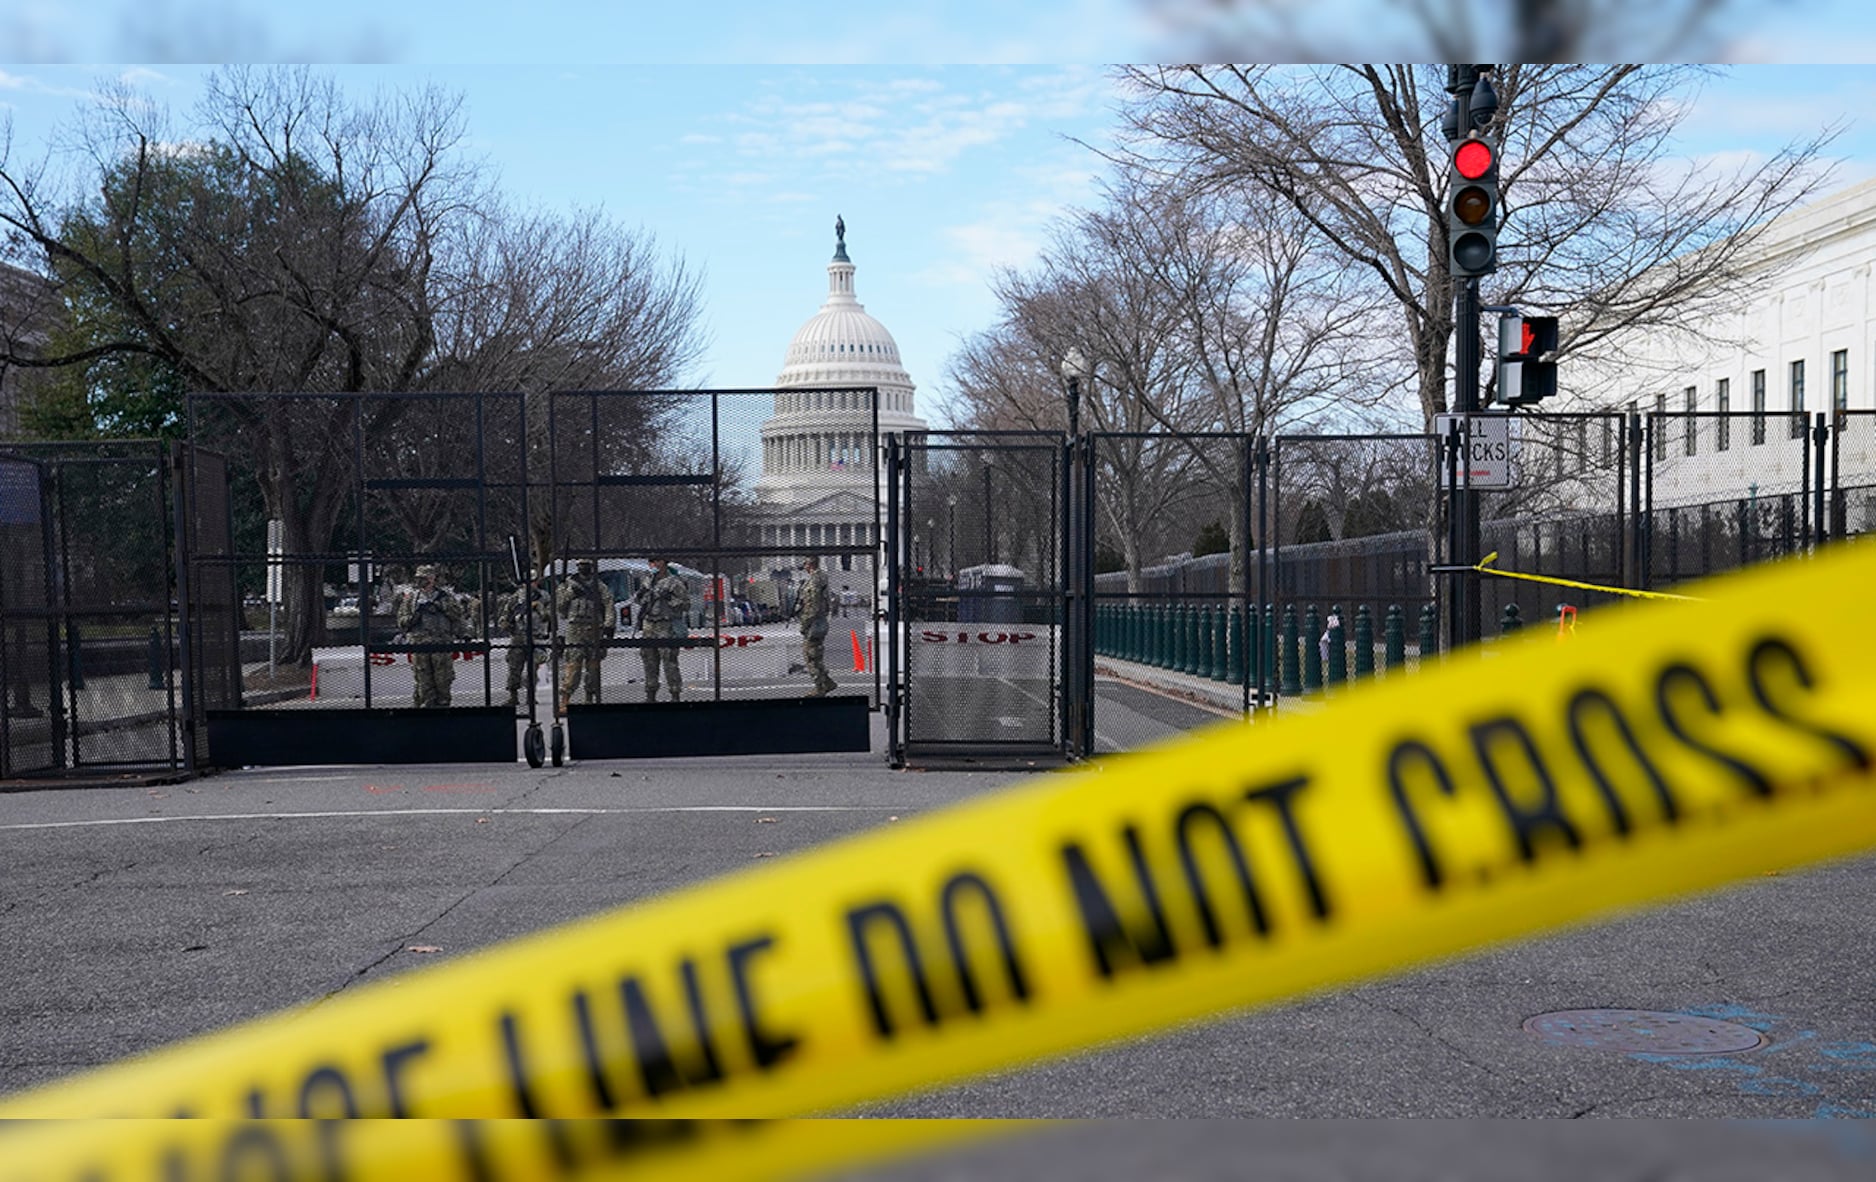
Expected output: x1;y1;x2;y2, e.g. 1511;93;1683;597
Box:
851;629;866;673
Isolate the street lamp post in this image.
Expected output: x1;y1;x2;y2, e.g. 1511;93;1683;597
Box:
1059;346;1095;759
947;495;957;579
981;451;995;567
1060;345;1090;440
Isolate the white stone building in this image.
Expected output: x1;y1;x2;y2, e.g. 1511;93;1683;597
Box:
753;220;927;570
1563;177;1876;523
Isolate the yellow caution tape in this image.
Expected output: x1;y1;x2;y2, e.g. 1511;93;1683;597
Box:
1473;550;1702;601
0;1118;1022;1182
6;541;1876;1178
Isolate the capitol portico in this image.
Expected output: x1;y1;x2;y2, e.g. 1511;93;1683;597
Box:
754;218;927;572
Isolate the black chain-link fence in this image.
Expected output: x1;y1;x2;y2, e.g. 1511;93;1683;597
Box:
1644;411;1818;589
1830;409;1876;543
547;388;880;718
184;392;529;721
1083;432;1253;754
0;442;194;777
1053;410;1863;753
6;405;1871;776
0;453;56;778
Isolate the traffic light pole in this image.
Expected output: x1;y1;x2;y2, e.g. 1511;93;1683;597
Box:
1452;276;1483;649
1445;64;1485;650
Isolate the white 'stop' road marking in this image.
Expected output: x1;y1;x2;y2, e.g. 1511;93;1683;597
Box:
0;806;907;832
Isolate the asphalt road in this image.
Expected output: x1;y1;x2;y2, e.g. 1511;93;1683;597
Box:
2;710;1874;1177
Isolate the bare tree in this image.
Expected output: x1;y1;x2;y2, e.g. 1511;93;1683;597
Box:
946;172;1384;590
1114;64;1836;435
1101;174;1392;589
949;264;1205;587
0;67;705;665
1136;0;1781;64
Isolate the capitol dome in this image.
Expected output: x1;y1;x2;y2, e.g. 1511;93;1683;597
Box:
756;219;927;513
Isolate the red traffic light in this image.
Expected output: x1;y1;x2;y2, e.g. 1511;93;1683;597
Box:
1454;138;1494;180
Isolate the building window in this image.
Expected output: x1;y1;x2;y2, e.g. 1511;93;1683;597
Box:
1716;379;1730;451
1832;348;1848;413
1653;392;1667;460
1683;385;1697;456
1790;359;1806;438
1751;369;1766;445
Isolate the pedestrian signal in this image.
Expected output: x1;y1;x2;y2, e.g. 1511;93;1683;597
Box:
1497;314;1558;407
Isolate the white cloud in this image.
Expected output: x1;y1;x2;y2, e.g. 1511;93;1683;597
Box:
687;68;1116;195
118;66;173;87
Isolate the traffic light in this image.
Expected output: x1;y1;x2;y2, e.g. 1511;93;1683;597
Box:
1497;314;1558;407
1448;135;1499;279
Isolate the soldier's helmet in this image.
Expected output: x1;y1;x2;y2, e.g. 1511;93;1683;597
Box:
576;558;597;575
415;564;439;580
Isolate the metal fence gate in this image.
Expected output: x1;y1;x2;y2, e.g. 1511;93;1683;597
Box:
1082;432;1256;753
0;454;57;778
183;392;525;766
886;431;1065;765
544;388;876;759
0;442;200;779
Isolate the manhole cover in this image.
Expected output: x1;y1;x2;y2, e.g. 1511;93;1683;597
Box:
1523;1009;1765;1054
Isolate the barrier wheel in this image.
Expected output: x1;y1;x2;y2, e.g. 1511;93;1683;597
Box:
523;722;545;768
549;722;565;767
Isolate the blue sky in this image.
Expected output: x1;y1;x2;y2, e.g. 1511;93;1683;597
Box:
7;55;1876;424
9;1;1876;64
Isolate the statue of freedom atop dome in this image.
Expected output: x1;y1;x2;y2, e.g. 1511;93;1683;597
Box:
835;215;845;246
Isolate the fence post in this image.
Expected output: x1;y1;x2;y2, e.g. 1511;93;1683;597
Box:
1383;604;1404;673
1263;604;1276;696
147;624;165;690
1326;605;1346;686
1280;605;1301;696
1210;605;1228;680
1158;602;1174;669
1302;604;1323;693
1187;603;1204;677
1230;606;1247;687
1501;602;1523;635
1354;604;1375;679
1180;603;1197;676
67;620;85;691
1418;603;1438;669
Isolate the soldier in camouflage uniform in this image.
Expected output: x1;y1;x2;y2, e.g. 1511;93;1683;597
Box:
500;573;552;709
633;555;690;702
395;564;468;708
556;559;614;714
797;555;836;697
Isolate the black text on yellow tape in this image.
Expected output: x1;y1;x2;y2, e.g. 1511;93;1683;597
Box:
4;544;1875;1168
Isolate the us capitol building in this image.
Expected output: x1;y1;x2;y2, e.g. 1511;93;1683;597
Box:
752;218;927;572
